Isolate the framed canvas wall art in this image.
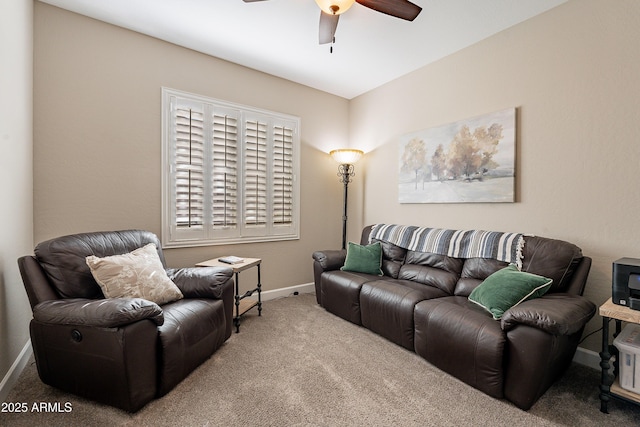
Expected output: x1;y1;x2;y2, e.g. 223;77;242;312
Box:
398;108;516;203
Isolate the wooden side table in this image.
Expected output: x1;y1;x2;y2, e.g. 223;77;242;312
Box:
599;297;640;413
196;257;262;333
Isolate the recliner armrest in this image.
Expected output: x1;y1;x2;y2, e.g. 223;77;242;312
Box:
312;250;347;271
500;293;596;335
167;266;234;299
33;298;164;327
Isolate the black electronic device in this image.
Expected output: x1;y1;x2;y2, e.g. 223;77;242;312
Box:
613;257;640;310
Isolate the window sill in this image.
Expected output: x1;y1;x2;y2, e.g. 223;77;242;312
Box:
162;233;300;249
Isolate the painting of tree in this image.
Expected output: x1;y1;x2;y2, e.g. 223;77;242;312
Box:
401;138;427;189
398;108;515;203
431;144;446;181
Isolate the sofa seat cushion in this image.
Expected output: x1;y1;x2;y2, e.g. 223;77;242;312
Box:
414;296;506;398
360;280;449;350
320;270;380;325
157;298;227;396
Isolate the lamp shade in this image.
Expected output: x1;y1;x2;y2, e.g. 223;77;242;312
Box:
330;149;364;164
314;0;356;15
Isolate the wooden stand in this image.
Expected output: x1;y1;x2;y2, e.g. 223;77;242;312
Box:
196;257;262;333
599;298;640;412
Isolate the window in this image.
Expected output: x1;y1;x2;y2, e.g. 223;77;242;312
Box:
161;88;300;247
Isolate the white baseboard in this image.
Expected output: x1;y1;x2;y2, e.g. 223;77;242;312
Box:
573;346;601;370
260;282;315;301
0;340;33;402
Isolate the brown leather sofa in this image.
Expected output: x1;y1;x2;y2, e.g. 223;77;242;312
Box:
18;230;234;412
312;225;596;410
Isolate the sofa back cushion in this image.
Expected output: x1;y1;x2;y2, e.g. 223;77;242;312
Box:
453;236;583;296
35;230;164;299
371;239;407;279
362;225;584;297
363;225;407;279
520;235;583;293
454;258;509;296
398;251;464;295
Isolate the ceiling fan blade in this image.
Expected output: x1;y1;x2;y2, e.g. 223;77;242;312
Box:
356;0;422;21
319;12;340;45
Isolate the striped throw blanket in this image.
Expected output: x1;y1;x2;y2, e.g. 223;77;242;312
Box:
369;224;525;269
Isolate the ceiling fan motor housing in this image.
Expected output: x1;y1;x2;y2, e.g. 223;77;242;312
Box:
244;0;423;46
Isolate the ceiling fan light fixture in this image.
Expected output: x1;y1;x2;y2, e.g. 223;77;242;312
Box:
314;0;356;15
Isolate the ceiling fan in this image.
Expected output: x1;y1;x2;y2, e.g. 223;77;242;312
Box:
243;0;422;47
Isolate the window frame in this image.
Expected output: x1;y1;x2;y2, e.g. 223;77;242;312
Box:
161;87;300;248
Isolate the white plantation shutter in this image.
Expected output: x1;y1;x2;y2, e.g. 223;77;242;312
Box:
272;124;295;231
162;88;300;247
211;110;239;231
174;106;205;228
244;118;268;231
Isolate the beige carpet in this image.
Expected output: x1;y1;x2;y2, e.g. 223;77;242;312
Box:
4;293;640;426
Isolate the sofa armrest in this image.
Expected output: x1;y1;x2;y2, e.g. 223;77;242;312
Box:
312;250;347;271
167;266;234;299
500;293;596;335
33;298;164;328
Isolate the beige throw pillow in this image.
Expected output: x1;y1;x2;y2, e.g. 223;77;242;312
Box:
86;243;183;305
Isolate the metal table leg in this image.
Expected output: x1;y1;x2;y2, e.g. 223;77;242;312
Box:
600;316;612;413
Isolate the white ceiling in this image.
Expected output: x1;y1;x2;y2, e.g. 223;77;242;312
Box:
39;0;567;99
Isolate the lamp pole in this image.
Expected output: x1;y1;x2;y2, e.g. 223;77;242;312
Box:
337;163;355;250
330;149;363;250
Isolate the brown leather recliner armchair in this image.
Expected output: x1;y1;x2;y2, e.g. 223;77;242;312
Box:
18;230;234;412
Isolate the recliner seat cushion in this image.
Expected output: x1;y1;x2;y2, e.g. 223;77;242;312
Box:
157;298;228;396
414;296;506;398
320;270;380;325
360;280;449;350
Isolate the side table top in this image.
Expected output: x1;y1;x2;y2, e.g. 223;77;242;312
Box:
196;257;261;272
600;297;640;324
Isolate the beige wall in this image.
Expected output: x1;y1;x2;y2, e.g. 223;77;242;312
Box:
349;0;640;351
33;3;350;292
31;0;639;360
0;0;34;394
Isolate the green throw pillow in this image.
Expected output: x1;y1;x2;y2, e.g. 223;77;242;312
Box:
468;264;552;320
341;242;383;276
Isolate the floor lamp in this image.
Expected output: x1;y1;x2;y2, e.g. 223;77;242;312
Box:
330;149;364;250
